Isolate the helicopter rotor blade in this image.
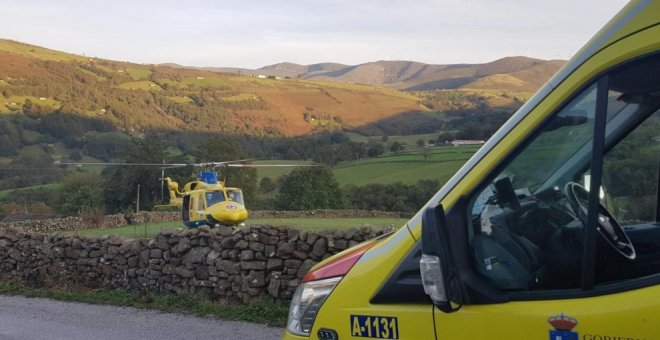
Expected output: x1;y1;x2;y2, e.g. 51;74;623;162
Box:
54;161;189;168
53;160;317;169
194;159;255;167
226;164;318;168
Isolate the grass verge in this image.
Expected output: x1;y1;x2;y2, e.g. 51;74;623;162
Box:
0;282;289;327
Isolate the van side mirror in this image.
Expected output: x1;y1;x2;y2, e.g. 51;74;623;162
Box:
420;204;461;313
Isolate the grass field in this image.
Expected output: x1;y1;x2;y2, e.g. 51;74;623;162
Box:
0;39;87;62
125;67;153;80
0;95;61;113
0;183;62;199
117;81;162;91
254;145;478;186
345;132;439;145
334;145;478;185
72;216;409;239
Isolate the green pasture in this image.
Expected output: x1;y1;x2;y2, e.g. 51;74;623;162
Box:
345;132;439;145
19;129;41;144
95;65;116;74
125;67;153;80
0;39;86;62
17;144;50;158
334;155;470;186
0;183;62;199
333;147;475;186
117;81;162;91
226;76;280;88
0;95;61;113
72;216;409;239
180;77;230;88
297;80;419;100
254;145;478;186
77;66;108;81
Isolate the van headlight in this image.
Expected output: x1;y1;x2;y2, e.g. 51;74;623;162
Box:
286;277;341;336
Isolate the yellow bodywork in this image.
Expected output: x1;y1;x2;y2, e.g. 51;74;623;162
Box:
284;1;660;339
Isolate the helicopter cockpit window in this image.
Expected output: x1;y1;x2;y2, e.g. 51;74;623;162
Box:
226;189;244;204
468;54;660;293
205;191;225;206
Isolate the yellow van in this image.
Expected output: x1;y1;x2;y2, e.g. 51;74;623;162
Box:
284;1;660;339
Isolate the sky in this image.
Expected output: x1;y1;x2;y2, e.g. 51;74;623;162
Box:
3;0;629;69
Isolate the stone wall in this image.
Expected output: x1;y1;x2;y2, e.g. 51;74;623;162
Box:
0;214;128;233
0;210;410;233
0;224;394;302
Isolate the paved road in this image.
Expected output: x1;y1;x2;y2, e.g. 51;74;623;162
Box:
0;295;283;340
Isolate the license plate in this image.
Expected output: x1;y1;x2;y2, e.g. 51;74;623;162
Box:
350;315;399;339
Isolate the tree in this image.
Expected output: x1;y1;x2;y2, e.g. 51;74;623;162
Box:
366;142;385;157
436;132;455;145
276;166;343;210
343;180;441;212
422;147;432;161
416;139;425;148
0;120;20;157
259;177;277;193
68;150;83;161
103;134;169;213
313;145;338;166
58;173;104;216
389;141;404;152
350;142;367;160
4;152;58;188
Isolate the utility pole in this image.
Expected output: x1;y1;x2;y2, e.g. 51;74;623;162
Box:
136;184;140;213
161;161;165;203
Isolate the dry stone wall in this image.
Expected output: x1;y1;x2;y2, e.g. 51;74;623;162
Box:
0;224;394;302
0;210;410;234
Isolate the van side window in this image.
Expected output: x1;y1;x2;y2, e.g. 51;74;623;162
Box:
469;54;660;292
594;56;660;285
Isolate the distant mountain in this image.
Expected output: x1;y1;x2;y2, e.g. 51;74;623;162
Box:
257;62;348;78
225;57;564;92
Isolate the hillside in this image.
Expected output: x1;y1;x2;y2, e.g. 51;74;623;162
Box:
0;39;423;137
243;57;565;92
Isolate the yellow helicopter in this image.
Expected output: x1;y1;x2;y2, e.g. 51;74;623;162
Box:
161;170;248;227
56;160;313;228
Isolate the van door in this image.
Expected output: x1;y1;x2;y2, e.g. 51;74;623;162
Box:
434;49;660;338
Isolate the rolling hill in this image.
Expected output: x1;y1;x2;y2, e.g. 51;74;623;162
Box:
246;57;565;92
162;56;564;93
0;39;423;137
